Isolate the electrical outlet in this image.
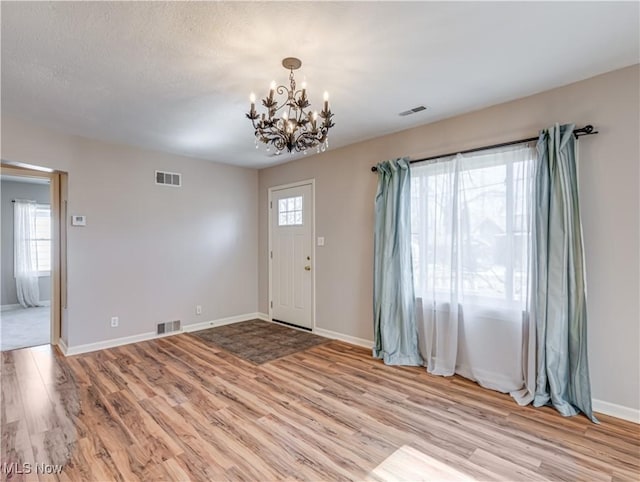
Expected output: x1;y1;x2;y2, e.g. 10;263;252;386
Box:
111;316;119;327
196;305;202;315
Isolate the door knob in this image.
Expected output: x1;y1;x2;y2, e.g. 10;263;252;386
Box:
304;265;311;271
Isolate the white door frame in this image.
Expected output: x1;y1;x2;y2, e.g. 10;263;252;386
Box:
268;179;316;332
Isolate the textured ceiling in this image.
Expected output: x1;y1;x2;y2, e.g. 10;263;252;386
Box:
2;2;639;168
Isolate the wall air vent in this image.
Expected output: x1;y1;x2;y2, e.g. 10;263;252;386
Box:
398;105;428;117
155;170;182;187
157;320;181;335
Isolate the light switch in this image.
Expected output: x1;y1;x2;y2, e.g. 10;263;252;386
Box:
317;236;325;246
71;215;86;226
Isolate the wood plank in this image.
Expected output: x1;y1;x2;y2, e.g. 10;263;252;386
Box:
365;444;476;482
468;448;552;481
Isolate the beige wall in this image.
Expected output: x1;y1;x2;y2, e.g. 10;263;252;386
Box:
258;65;640;412
1;117;258;347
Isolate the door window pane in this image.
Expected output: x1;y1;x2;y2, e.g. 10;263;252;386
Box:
278;196;303;226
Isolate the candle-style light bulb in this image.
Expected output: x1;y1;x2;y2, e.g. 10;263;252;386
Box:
250;93;256;103
270;81;276;93
323;91;329;112
282;111;288;121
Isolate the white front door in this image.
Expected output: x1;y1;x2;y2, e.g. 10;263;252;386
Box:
271;183;313;330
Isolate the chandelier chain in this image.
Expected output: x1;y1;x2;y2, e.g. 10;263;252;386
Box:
289;69;296;92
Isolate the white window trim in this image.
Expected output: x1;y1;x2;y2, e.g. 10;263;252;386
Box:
35;203;52;276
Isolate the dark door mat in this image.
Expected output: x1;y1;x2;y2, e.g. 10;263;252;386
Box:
191;319;329;364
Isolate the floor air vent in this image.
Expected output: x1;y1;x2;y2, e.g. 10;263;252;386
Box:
157;320;181;335
155;170;182;187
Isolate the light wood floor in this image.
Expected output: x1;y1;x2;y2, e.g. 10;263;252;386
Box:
1;333;639;481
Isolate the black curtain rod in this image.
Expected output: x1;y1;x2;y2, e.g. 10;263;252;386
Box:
370;125;598;172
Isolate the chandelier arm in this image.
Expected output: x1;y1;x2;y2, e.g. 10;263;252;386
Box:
294;130;323;146
262;135;286;153
295;108;307;125
275;85;289;97
262;127;288;147
272;136;287;152
251;118;264;136
270;98;294;116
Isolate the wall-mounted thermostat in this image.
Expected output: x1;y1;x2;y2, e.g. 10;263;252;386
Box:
71;215;86;226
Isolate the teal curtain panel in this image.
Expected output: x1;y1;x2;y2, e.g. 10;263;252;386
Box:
532;123;597;422
373;158;423;366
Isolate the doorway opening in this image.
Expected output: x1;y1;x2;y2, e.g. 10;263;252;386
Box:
0;164;64;352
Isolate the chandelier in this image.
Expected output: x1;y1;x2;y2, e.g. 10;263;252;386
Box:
247;57;334;155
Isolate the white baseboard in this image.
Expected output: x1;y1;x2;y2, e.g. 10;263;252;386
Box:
313;327;373;349
57;338;68;355
257;312;270;321
182;313;264;333
63;330;172;356
63;312;263;356
593;399;639;424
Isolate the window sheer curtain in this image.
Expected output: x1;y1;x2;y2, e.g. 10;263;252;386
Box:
14;200;42;308
411;145;536;403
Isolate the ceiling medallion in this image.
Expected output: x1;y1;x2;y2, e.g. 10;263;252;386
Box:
247;57;335;155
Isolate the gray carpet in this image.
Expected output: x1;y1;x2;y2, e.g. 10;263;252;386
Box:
192;319;329;364
0;306;50;351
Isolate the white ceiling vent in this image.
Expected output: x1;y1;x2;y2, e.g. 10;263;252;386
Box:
398;105;428;117
155;170;181;187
